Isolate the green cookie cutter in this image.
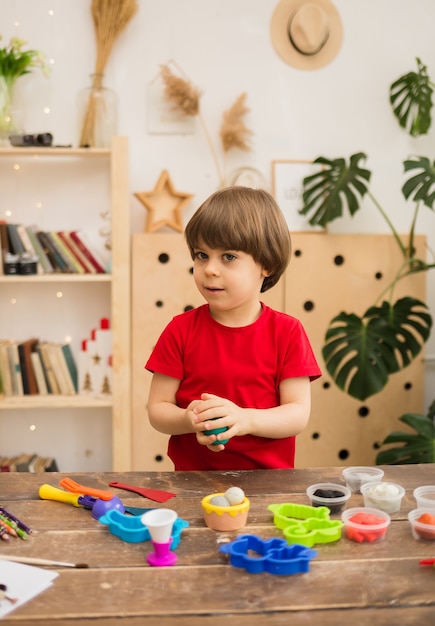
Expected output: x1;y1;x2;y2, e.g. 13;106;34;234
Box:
268;502;343;547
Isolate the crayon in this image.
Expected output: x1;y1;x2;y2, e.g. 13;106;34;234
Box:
0;516;18;537
0;526;11;541
0;508;32;534
0;514;28;540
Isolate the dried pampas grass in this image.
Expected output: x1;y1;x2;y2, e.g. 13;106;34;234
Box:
159;65;201;116
159;62;253;187
80;0;138;147
220;93;252;153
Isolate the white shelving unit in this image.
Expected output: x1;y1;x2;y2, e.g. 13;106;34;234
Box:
0;136;131;471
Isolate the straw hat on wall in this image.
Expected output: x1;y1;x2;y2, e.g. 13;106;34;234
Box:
270;0;343;70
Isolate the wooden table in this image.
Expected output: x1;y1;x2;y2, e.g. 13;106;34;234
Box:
1;465;435;625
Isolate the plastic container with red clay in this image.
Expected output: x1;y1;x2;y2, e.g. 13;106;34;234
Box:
408;509;435;541
341;507;391;543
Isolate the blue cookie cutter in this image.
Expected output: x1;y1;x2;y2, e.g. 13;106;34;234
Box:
268;502;343;546
219;534;317;575
99;508;189;548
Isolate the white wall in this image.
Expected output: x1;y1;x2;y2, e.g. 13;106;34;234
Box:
2;0;435;468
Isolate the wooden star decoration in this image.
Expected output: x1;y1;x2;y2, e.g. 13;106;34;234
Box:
134;169;193;233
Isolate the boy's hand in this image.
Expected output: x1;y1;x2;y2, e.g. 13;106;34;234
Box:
191;392;249;451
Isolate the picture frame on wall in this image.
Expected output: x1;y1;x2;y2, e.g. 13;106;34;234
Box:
272;160;326;232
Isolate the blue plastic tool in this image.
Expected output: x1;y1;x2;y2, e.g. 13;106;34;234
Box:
219;534;317;575
99;508;189;546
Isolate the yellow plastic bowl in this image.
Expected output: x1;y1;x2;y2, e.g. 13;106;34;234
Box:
201;492;250;531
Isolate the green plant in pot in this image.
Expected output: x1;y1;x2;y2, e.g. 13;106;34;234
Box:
298;57;435;464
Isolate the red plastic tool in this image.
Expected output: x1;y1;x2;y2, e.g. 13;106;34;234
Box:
108;481;176;503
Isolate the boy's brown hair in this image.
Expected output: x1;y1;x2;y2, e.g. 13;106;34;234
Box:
185;186;291;292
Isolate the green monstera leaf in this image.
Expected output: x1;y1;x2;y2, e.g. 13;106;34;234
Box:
376;401;435;464
322;297;432;401
389;58;433;137
402;155;435;210
299;152;371;228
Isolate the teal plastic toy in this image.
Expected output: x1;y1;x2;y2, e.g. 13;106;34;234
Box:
99;508;189;546
203;417;229;445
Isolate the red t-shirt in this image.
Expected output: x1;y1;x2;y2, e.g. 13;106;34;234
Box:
146;304;321;470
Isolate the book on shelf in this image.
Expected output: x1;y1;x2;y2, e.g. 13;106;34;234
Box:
30;349;49;395
43;231;76;273
57;230;96;274
16;224;43;274
7;342;24;395
43;342;76;395
6;223;26;255
38;342;61;394
0;454;59;472
26;225;54;274
0;341;13;396
0;220;8;275
70;230;107;273
36;231;68;272
17;338;39;395
49;231;85;274
15;452;38;472
61;343;78;393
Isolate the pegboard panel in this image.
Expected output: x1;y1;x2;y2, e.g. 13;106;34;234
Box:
287;233;426;467
131;233;426;470
131;233;283;470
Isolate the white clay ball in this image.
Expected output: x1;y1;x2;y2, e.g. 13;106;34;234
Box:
210;495;231;507
224;486;245;505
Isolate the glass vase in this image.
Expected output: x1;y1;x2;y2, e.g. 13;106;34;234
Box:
0;75;22;145
78;74;117;148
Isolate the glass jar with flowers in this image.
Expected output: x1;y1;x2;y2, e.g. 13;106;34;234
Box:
0;35;48;144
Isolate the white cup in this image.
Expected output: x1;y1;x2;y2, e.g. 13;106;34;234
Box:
141;508;177;544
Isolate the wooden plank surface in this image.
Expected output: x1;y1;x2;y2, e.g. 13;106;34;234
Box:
1;466;434;625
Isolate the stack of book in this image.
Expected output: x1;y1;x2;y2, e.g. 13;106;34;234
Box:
0;221;109;275
0;454;59;472
0;339;78;397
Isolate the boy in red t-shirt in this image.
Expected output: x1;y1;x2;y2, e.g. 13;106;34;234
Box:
146;186;321;470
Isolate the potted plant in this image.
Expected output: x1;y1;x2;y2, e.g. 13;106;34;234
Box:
0;35;48;142
298;59;435;463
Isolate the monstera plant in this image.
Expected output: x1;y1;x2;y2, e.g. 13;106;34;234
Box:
299;58;435;464
375;400;435;464
300;152;434;402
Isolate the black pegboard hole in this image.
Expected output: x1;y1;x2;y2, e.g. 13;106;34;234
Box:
334;255;344;266
294;249;302;257
311;432;320;440
154;455;164;463
158;253;170;264
303;300;314;312
323;381;330;389
155;300;164;308
358;406;370;418
404;382;413;390
375;272;383;280
189;267;194;274
338;449;349;460
184;305;194;312
373;441;382;450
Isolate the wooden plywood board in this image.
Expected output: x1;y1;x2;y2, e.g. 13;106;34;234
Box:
131;233;284;470
132;232;427;470
286;233;426;467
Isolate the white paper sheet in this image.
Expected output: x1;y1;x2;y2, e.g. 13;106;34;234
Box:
0;561;58;619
